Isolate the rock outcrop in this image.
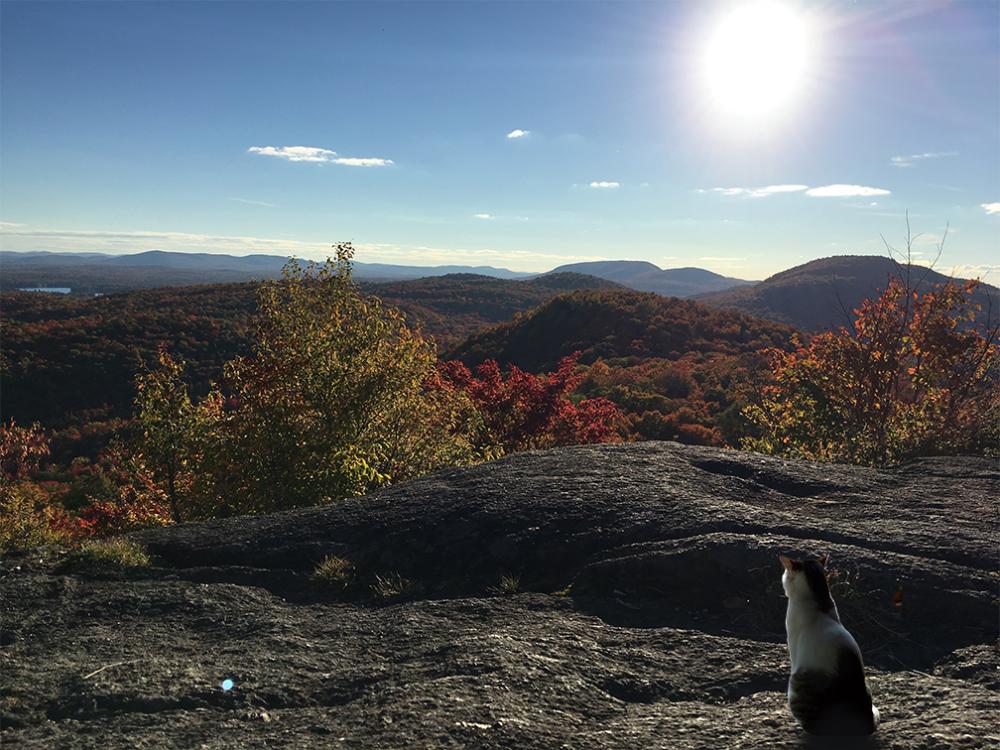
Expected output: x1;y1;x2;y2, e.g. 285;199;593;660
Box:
2;443;998;748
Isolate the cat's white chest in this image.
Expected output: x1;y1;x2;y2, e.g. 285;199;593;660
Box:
786;602;859;673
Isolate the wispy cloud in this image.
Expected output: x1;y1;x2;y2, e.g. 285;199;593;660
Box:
228;197;277;208
890;151;958;168
473;213;493;220
946;264;1000;279
709;184;808;198
805;184;891;198
330;157;393;167
699;255;747;262
506;129;529;139
589;181;620;189
981;202;1000;215
702;183;890;199
0;225;326;256
248;146;335;162
248;145;393;167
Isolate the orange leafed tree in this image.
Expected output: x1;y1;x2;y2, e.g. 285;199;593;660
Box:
743;274;999;464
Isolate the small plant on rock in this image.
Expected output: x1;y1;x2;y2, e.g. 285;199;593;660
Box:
371;571;412;599
489;573;521;595
311;555;356;591
61;538;151;571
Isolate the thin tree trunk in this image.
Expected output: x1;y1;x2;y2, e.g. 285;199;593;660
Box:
166;464;182;524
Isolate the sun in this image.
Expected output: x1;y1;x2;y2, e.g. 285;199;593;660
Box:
703;1;813;122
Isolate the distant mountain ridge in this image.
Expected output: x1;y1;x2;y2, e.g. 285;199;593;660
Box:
546;260;755;298
696;255;1000;331
1;251;750;297
0;250;533;292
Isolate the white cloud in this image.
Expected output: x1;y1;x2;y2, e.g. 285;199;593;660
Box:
589;181;621;189
947;264;1000;278
805;184;891;198
890;151;958;168
248;145;393;167
248;145;336;162
0;221;25;229
709;184;808;198
702;183;891;199
699;255;747;262
331;157;394;167
473;213;493;220
506;129;529;139
981;202;1000;215
228;197;277;208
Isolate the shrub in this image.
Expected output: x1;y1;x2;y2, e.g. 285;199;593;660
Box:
61;538;151;571
744;272;999;464
0;420;49;481
0;421;78;552
0;480;75;552
371;572;412;599
490;573;521;595
433;352;622;453
311;555;356;590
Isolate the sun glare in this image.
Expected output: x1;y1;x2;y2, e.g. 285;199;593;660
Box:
703;1;812;123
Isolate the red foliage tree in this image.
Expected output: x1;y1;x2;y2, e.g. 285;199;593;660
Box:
745;276;999;464
0;420;50;481
433;352;622;453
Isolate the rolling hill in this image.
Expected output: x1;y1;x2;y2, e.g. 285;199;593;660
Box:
696;255;1000;331
447;289;797;372
0;273;618;426
547;260;755;298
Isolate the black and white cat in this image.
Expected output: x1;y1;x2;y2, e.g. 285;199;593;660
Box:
780;554;879;736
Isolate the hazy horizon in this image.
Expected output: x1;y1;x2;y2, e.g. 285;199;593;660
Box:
2;1;998;280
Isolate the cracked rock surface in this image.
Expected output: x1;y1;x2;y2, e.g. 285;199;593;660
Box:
2;442;998;748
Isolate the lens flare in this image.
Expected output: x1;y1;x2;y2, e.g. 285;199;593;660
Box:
703;1;813;122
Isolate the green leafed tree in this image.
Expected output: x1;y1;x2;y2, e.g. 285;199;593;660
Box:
131;243;484;519
133;349;210;523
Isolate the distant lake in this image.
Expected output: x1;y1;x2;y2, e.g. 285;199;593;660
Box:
18;287;72;294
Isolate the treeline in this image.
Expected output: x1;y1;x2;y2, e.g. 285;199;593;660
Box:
0;272;617;427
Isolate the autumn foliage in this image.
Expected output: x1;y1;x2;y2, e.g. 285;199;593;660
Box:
0;421;75;551
110;245;620;522
433;353;622;452
744;276;999;464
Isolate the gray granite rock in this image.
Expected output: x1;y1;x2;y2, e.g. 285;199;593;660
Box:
2;442;997;748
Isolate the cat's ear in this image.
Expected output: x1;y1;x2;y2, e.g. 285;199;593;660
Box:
819;553;829;569
779;555;796;572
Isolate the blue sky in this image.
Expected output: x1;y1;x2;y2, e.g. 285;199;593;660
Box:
1;0;997;279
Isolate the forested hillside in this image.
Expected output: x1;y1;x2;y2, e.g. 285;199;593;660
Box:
696;255;1000;330
449;289;797;371
446;290;799;445
0;273;618;427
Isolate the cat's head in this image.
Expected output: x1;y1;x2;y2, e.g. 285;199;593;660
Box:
779;554;834;611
